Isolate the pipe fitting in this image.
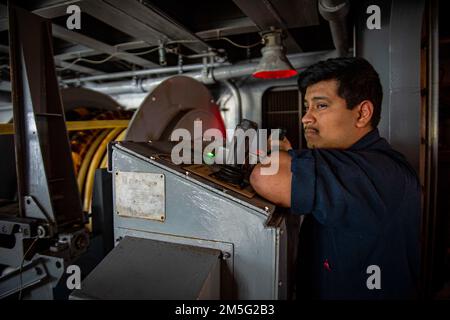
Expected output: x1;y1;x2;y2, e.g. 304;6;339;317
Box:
318;0;349;21
318;0;350;56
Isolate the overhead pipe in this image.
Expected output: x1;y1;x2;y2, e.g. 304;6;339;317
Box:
84;50;337;96
318;0;350;56
63;62;227;85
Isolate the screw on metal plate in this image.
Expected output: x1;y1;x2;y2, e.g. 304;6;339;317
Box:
35;267;43;275
222;252;231;260
150;156;156;160
37;225;47;238
185;171;190;176
264;206;269;212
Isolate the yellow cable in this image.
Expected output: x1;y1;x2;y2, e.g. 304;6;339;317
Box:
77;129;111;193
100;128;127;168
83;127;123;215
0;120;129;135
99;152;107;169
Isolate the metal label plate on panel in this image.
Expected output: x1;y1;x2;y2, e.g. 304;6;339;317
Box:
115;171;165;221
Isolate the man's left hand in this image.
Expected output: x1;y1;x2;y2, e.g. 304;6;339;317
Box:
268;135;293;152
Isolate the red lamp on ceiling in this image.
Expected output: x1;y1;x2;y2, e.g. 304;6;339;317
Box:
252;30;298;79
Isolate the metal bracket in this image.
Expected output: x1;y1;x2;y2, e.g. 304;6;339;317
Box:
8;3;84;226
0;254;65;300
23;196;51;226
107;141;116;173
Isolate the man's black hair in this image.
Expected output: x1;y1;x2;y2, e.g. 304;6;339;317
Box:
298;57;383;128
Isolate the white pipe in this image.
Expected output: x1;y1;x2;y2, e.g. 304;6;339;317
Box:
318;0;350;56
85;50;337;96
63;62;227;84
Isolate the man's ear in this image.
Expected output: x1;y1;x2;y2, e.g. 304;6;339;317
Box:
355;100;374;128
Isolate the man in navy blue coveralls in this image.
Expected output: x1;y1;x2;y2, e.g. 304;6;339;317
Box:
250;57;421;299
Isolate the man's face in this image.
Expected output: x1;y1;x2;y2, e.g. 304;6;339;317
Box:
302;79;363;149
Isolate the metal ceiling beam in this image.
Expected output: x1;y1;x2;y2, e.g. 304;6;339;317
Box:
81;0;210;53
0;1;80;31
54;57;105;74
3;40;152;75
29;0;83;19
1;33;102;75
2;43;102;75
52;24;157;68
54;44;95;60
114;40;155;53
105;0;210;52
79;0;164;46
265;0;319;28
55;40;152;61
232;0;304;53
196;17;259;39
0;2;157;70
